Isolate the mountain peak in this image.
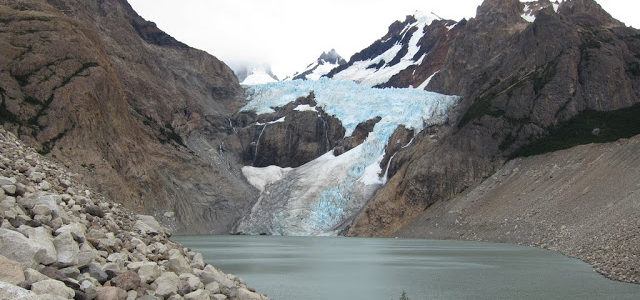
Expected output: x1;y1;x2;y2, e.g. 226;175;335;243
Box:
318;49;347;65
288;49;347;81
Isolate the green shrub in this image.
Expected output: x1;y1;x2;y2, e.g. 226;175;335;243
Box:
513;103;640;157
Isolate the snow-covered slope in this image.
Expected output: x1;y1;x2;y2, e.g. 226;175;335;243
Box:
326;12;459;88
236;79;460;235
235;64;279;85
288;49;347;81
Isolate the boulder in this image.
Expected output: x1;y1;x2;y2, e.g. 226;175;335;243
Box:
53;231;79;267
0;176;17;186
80;279;99;299
126;290;137;300
184;289;211;300
106;253;128;266
135;215;165;235
204;281;220;294
85;206;105;218
137;296;161;300
59;266;81;278
38;180;52;191
0;281;39;300
0;228;45;268
23;226;57;265
55;223;87;243
23;268;48;284
167;249;192;274
110;270;141;291
198;266;234;289
211;295;227;300
0;254;25;284
19;193;58;211
29;172;46;183
77;243;98;267
39;266;66;281
0;177;17;196
191;253;205;269
31;204;53;217
31;279;75;298
236;287;266;300
137;262;161;283
180;273;204;293
154;272;179;298
81;263;109;284
96;286;127;300
2;184;17;195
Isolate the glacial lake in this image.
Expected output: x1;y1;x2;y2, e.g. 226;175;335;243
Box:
173;236;640;300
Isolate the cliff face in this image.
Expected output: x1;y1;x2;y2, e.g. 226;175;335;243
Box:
348;0;640;236
0;0;256;234
232;94;346;168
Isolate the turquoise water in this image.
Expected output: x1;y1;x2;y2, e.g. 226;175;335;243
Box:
173;236;640;300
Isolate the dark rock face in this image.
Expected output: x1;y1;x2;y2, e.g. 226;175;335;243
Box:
234;94;345;168
349;0;640;236
380;19;465;89
0;0;255;233
333;116;381;156
378;125;414;174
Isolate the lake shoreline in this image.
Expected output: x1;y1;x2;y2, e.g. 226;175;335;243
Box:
174;235;640;300
174;233;639;286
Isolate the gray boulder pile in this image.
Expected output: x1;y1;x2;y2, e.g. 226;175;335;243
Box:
0;126;268;300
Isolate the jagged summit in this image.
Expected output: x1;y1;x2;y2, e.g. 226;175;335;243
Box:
325;12;460;88
318;49;347;65
288;49;347;81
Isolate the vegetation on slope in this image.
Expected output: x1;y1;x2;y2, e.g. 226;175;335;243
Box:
514;103;640;157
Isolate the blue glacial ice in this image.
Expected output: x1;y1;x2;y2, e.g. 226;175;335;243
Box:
236;78;460;236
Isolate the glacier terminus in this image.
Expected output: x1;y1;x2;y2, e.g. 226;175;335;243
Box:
236;78;460;236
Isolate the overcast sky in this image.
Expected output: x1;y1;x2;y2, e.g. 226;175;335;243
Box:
128;0;639;78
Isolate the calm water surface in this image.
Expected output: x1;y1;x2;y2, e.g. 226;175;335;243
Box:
173;236;640;300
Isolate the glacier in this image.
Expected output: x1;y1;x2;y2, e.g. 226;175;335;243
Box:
236;78;460;236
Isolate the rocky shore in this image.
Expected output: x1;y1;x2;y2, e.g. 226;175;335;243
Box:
0;126;269;300
397;136;640;284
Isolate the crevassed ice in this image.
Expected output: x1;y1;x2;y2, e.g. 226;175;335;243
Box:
237;78;460;236
242;78;457;136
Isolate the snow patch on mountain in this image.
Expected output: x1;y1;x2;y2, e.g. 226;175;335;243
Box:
288;49;347;81
236;79;460;235
329;12;438;87
235;64;279;85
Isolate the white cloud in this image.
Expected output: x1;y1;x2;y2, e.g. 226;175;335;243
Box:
128;0;640;78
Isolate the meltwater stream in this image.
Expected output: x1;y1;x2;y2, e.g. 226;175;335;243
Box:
174;236;640;300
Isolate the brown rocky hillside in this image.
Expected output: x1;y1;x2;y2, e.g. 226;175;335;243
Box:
0;0;256;234
349;0;640;236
